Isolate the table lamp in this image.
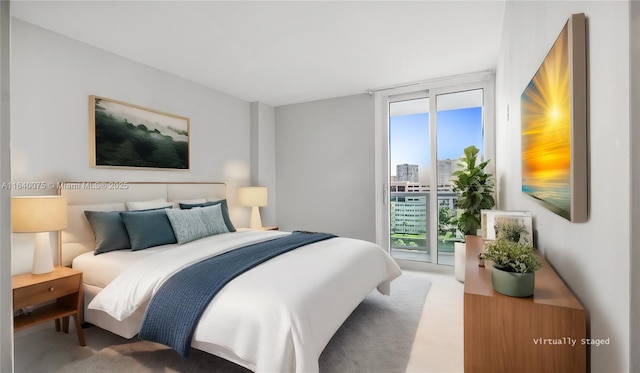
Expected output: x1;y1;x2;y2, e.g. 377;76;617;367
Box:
238;187;267;229
11;196;68;274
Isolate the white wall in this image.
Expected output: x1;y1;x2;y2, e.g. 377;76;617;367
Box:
11;20;253;273
495;2;630;371
275;94;375;241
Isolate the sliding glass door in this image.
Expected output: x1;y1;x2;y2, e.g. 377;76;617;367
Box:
379;74;494;266
434;88;484;264
388;95;430;262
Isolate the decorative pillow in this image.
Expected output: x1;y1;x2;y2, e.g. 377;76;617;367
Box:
119;209;177;250
180;199;236;232
84;210;131;255
199;204;230;236
166;208;210;244
126;199;171;211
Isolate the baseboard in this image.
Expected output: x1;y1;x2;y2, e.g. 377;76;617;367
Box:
396;259;455;275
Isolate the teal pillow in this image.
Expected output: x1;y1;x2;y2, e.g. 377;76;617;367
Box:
84;210;131;254
119;208;177;250
180;199;236;232
166;208;210;244
199;204;230;236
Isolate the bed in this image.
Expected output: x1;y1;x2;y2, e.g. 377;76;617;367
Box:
58;182;402;373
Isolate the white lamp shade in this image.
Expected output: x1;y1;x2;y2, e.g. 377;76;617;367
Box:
11;196;68;275
238;187;268;207
11;196;68;232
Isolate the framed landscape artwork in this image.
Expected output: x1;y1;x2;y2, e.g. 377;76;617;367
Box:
89;96;190;170
520;13;588;222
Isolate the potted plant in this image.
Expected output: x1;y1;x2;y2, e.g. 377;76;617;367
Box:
451;145;495;237
481;225;542;297
451;145;495;283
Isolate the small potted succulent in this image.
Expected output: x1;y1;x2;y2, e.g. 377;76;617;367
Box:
481;221;542;297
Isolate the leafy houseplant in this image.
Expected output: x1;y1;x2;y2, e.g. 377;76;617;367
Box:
451;145;495;237
482;224;542;297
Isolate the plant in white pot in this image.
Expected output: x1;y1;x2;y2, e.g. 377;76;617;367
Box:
481;227;542;297
451;145;495;282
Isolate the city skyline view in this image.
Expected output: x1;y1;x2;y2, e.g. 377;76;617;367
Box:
389;107;484;180
389;99;484;265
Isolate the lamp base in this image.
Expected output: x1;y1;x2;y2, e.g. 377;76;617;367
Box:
32;231;54;274
249;206;263;230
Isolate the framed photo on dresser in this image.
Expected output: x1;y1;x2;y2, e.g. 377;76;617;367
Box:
481;210;533;244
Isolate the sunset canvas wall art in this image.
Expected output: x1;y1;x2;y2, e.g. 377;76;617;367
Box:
521;13;588;222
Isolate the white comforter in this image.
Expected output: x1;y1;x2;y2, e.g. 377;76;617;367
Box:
88;230;401;373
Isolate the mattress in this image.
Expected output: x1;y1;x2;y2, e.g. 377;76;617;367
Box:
73;243;176;288
73;230;401;372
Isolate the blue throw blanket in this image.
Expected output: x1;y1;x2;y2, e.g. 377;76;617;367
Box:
138;231;336;357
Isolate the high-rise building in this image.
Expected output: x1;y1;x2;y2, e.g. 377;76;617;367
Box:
438;159;459;186
396;164;419;182
390;194;428;235
390;181;428;193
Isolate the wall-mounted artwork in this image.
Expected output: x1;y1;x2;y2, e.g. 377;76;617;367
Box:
521;13;588;222
89;96;190;170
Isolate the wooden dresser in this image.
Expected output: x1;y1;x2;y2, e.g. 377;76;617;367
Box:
464;235;586;373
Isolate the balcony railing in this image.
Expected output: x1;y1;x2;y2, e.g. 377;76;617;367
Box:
390;191;458;265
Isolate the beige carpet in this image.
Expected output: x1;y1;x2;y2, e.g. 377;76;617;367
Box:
56;273;431;373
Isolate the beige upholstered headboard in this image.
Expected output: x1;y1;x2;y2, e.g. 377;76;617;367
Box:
57;182;227;266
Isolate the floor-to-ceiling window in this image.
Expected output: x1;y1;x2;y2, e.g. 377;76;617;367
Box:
388;95;430;262
434;88;484;264
375;73;494;266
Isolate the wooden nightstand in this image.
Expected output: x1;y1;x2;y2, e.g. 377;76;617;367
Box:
12;266;85;346
260;226;279;231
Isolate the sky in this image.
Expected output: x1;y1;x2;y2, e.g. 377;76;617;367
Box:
389;107;484;175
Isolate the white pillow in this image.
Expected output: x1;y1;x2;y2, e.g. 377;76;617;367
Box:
126;198;171;211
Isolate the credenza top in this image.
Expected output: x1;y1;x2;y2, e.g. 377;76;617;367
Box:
464;235;584;310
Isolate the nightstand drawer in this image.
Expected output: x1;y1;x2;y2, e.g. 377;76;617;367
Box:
13;274;80;310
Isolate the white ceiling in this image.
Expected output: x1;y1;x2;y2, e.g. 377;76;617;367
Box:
11;1;506;107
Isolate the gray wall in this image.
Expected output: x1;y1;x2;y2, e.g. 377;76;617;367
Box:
275;94;375;241
250;102;277;227
630;2;639;371
0;2;12;371
11;20;253;273
495;2;631;371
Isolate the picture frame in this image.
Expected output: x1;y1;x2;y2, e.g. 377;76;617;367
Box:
481;210;533;244
89;95;190;170
520;13;588;222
